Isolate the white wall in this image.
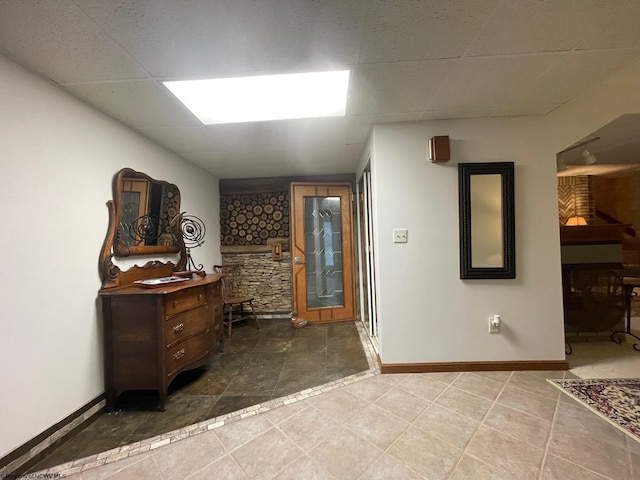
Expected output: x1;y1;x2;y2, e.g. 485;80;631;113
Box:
370;118;565;364
369;60;640;365
0;55;221;458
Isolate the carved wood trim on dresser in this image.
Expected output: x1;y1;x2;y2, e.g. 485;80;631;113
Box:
98;168;222;411
99;273;224;412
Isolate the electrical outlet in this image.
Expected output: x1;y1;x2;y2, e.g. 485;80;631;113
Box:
489;315;501;333
393;229;408;243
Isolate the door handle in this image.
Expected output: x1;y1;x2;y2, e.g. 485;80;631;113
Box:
294;256;305;265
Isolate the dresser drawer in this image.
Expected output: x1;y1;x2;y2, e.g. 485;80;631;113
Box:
209;281;222;298
213;307;222;335
165;328;215;377
165;303;214;347
164;286;206;316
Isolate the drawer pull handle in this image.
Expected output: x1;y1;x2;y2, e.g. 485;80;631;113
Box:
198;294;203;300
173;323;184;334
173;348;185;360
173;301;178;308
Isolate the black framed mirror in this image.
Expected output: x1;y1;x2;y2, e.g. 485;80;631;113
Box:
458;162;515;279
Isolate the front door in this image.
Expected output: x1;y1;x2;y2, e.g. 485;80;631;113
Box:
290;183;356;322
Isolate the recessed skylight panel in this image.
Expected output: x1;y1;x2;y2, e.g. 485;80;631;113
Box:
164;70;350;124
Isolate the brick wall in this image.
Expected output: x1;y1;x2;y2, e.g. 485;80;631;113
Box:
557;176;594;224
592;172;640;233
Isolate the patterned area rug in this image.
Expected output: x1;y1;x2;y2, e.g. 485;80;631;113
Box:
549;378;640;441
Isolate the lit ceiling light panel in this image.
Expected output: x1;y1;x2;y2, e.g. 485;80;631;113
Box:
164;70;350;124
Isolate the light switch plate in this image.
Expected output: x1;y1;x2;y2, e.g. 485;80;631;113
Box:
393;229;408;243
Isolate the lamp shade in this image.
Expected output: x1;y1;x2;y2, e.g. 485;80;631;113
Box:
565;216;588;226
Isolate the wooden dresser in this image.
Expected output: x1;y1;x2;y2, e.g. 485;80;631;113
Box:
99;274;223;411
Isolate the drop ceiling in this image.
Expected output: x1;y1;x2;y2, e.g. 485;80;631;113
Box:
2;0;640;178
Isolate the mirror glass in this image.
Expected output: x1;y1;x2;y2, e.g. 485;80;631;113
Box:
459;162;515;279
470;174;504;268
113;169;182;257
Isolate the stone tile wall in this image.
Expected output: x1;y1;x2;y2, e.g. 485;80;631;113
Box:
221;251;292;313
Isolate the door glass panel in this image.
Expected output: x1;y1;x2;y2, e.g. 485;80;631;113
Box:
304;196;344;308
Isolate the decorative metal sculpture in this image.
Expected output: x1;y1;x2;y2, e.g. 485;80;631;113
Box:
124;214;160;246
171;212;206;271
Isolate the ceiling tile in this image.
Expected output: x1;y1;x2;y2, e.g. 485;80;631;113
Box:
199;117;348;154
136;126;216;154
490;103;561;117
3;0;640;178
75;0;365;78
203;122;292;153
346;113;421;145
467;1;590;56
359;0;499;62
420;109;494;120
63;80;201;128
193;145;359;179
346;117;375;146
513;49;640;106
576;1;640;50
0;0;148;83
349;60;454;115
472;2;640;57
426;54;559;111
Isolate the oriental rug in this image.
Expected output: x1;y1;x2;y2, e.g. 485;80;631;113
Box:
548;378;640;442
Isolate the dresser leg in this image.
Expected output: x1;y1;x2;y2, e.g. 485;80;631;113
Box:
105;390;117;413
158;391;167;411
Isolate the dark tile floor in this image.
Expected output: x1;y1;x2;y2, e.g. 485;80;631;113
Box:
27;319;369;473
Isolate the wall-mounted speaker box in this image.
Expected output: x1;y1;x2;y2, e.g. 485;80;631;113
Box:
429;135;450;163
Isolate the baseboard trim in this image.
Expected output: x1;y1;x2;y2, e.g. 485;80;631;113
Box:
0;394;105;474
378;357;568;374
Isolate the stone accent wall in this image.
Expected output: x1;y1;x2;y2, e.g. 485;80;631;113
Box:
221;251;292;313
218;175;353;315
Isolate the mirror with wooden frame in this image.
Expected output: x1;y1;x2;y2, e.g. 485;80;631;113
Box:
458;162;515;279
99;168;186;289
112;168;182;257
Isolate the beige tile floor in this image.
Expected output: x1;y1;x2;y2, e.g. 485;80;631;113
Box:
35;337;640;480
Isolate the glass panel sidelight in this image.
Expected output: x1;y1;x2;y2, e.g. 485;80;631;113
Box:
304;196;344;308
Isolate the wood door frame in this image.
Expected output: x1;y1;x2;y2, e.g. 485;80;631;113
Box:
356;167;379;341
290;182;356;323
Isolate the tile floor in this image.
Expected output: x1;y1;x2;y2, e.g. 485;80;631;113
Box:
24;318;369;474
25;324;640;479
